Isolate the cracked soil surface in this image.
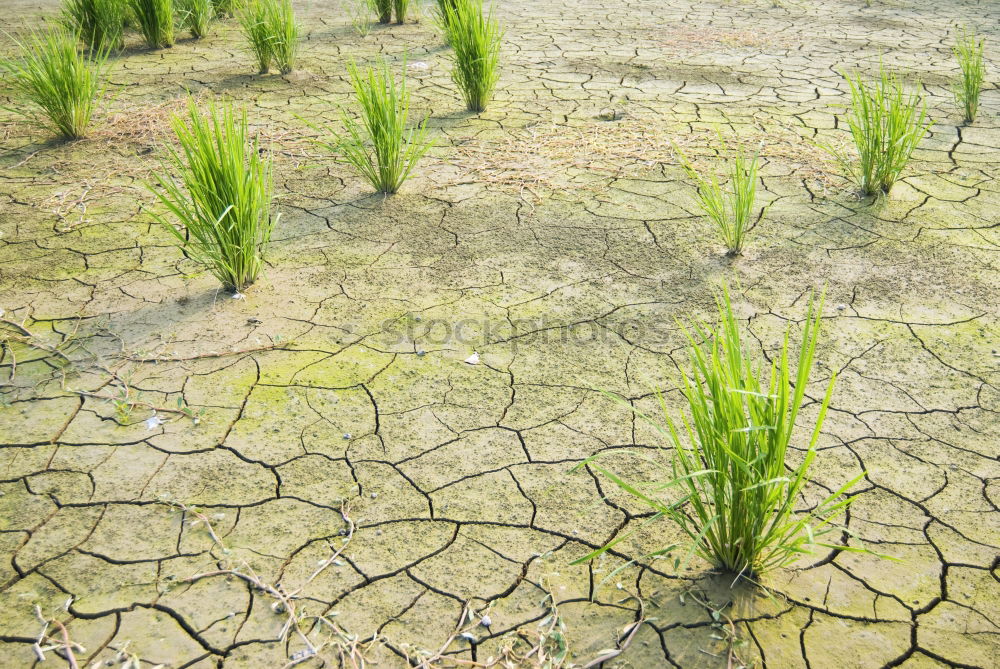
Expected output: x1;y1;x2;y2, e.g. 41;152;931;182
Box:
1;0;999;666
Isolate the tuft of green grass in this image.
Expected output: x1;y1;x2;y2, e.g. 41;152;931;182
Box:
239;0;272;73
239;0;298;74
62;0;125;52
822;65;931;197
307;58;432;194
443;0;502;112
0;27;109;140
677;136;767;257
374;0;391;23
128;0;175;48
392;0;409;23
148;99;277;293
346;0;376;36
574;286;874;578
267;0;298;74
178;0;213;38
953;27;985;124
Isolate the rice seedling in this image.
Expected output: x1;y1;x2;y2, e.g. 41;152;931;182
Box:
822;65;931;197
374;0;392;23
147;99;277;293
953;27;985;124
62;0;126;52
444;0;502;112
239;0;298;74
393;0;409;23
267;0;299;74
677;137;767;257
0;27;109;140
177;0;213;38
346;0;376;36
128;0;175;48
306;58;432;194
574;286;874;578
239;0;272;73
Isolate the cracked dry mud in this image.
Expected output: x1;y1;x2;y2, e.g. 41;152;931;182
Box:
1;0;999;666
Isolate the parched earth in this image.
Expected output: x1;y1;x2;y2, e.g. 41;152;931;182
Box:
1;0;998;666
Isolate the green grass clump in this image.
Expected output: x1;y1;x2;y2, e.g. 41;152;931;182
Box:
62;0;125;51
953;27;985;124
178;0;213;38
443;0;502;112
0;27;108;140
678;137;766;257
374;0;391;23
575;286;873;578
392;0;409;23
239;0;271;73
346;0;376;36
239;0;299;74
148;99;277;293
308;59;432;194
128;0;175;48
268;0;299;74
824;65;931;197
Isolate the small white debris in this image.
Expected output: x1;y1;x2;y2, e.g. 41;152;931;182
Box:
464;352;480;365
343;433;352;440
836;304;847;311
145;414;165;430
232;292;245;300
370;492;378;499
408;61;429;69
480;614;492;628
459;632;476;643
